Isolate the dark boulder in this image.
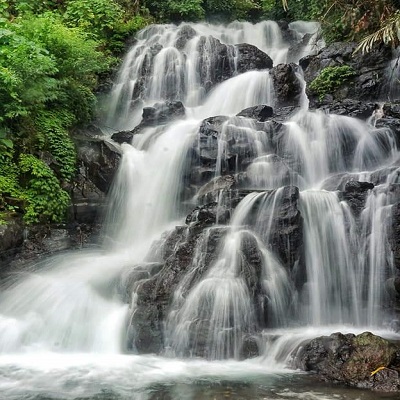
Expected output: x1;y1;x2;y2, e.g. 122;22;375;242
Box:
0;219;24;272
269;186;304;273
197;36;236;91
237;105;274;121
292;331;400;392
175;25;197;50
341;181;374;216
141;101;186;126
74;132;121;194
236;43;273;73
111;130;134;144
196;37;273;91
300;42;393;104
270;63;303;107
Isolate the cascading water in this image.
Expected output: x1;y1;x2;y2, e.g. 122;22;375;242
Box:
103;21;320;132
0;20;399;400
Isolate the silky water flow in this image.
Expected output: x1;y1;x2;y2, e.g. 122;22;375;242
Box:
0;20;399;400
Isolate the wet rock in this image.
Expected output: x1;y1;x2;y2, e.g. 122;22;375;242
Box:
300;42;392;104
175;25;197;50
0;219;24;271
187;116;250;190
236;43;273;73
74;132;121;194
131;225;228;354
270;186;304;273
197;36;236;90
317;100;378;120
196;175;236;204
119;262;163;303
111;130;133;144
196;37;273;91
185;202;219;226
292;332;400;392
270;63;303;108
391;202;400;272
240;186;303;273
237;105;274;121
341;181;374;216
141;101;186;126
240;335;260;359
4;223;101;274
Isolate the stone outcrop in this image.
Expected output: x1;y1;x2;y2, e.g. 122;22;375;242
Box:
271;63;303;107
292;332;400;392
300;42;393;104
126;185;304;354
341;181;375;216
236;43;273;73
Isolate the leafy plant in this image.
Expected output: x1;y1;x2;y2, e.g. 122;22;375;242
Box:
64;0;123;38
19;154;70;223
355;10;400;54
35;111;77;182
309;66;356;100
165;0;205;21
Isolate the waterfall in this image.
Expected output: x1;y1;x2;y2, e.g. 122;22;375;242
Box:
299;190;359;325
1;19;400;400
103;21;320;132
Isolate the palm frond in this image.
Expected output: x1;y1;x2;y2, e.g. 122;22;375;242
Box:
354;11;400;54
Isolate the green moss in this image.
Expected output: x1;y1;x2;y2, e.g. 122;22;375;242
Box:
309;66;356;100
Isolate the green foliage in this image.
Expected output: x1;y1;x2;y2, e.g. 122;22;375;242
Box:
35;112;77;182
0;0;62;18
0;129;13;163
19;154;70;223
233;0;261;19
0;0;154;224
0;156;23;217
203;0;234;14
0;24;59;121
64;0;123;38
309;66;356;100
167;0;205;21
355;10;400;54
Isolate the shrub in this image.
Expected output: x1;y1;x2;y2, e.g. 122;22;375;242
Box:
19;154;70;223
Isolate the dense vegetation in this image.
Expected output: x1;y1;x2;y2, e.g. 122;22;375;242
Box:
0;0;399;224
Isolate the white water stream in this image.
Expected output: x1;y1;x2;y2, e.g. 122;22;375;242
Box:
0;21;399;400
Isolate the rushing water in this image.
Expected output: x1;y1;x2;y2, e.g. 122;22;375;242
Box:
0;20;399;399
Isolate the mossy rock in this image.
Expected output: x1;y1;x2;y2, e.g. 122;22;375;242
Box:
343;332;398;383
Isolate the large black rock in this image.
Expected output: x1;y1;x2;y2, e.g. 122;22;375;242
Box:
270;63;303;107
292;332;400;392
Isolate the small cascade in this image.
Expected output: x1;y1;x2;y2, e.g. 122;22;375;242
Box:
104;120;199;255
213;116;271;177
0;252;129;354
299;190;359;325
281;110;398;187
103;21;318;132
190;70;274;119
166;190;293;359
357;186;396;326
287;21;324;62
386;49;400;101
